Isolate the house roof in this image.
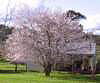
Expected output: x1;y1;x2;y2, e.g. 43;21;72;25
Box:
65;41;96;55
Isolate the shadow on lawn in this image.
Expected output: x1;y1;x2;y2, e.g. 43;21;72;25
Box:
0;70;25;74
0;70;40;74
96;76;100;83
50;72;100;83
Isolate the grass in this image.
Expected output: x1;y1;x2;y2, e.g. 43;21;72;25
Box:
0;63;25;71
0;71;99;83
0;62;99;83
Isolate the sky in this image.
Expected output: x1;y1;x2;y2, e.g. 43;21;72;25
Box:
0;0;100;34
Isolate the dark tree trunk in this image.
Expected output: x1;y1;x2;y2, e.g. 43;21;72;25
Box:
44;64;52;76
15;64;17;72
26;64;28;72
71;55;74;74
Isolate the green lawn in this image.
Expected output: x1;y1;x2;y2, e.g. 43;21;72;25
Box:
0;71;99;83
0;63;26;71
0;62;99;83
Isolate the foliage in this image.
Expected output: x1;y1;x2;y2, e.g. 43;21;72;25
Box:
96;35;100;71
5;7;87;76
0;24;13;42
0;24;13;61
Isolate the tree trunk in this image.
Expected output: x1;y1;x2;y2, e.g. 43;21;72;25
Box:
15;64;17;72
71;55;74;74
44;64;52;76
26;64;28;72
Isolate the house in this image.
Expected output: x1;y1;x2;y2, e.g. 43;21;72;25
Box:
54;33;96;72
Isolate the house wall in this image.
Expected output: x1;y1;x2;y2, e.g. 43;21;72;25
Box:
27;63;44;72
